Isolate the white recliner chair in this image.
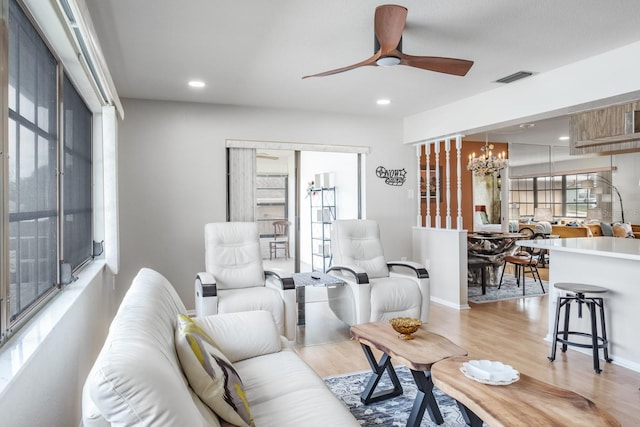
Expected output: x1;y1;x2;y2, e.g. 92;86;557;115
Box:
326;219;430;325
195;222;296;340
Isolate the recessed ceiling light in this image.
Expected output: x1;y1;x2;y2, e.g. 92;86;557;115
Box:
519;123;535;129
188;80;206;88
559;136;570;141
377;99;391;105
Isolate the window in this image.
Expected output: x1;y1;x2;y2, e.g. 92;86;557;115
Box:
509;171;611;221
564;173;598;218
4;0;93;336
62;75;93;270
255;174;288;237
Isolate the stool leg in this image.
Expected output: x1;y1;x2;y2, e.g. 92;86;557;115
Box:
596;297;612;363
498;262;506;289
548;296;563;362
588;300;602;373
561;298;572;353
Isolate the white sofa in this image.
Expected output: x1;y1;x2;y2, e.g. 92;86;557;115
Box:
82;268;359;427
473;211;502;233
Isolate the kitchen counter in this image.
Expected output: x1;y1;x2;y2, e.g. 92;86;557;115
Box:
518;236;640;371
519;236;640;261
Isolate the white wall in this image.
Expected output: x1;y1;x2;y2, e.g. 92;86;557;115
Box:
0;264;116;427
116;99;414;307
404;40;640;144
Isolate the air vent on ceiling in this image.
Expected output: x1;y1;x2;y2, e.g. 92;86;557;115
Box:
495;71;533;84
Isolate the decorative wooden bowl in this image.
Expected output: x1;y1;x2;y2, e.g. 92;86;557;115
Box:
389;317;422;340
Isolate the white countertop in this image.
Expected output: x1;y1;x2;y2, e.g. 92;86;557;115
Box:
518;236;640;261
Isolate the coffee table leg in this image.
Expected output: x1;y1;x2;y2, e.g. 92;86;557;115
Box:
457;401;484;427
359;343;403;404
407;370;443;426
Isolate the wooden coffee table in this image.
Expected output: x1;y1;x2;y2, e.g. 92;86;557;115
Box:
431;356;620;427
350;322;467;427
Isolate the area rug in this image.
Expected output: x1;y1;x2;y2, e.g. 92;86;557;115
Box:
324;366;486;426
468;274;548;303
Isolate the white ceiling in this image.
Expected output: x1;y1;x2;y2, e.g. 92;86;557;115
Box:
84;0;640;137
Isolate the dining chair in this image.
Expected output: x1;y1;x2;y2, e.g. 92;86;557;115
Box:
498;233;545;295
269;220;290;259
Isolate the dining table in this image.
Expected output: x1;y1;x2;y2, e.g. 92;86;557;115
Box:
467;232;527;287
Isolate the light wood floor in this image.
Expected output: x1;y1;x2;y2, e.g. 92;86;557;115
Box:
294;267;640;426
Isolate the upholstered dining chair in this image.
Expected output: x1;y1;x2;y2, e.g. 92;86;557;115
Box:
326;219;430;325
269;220;290;259
195;222;296;340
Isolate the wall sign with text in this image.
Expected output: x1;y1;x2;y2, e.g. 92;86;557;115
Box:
376;166;406;186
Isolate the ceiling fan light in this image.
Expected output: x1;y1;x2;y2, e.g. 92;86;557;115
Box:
376;57;401;67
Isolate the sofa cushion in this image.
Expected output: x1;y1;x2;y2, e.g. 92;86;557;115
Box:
216;288;285;337
600;222;613;236
176;315;254;427
194;311;281;363
234;349;360;426
613;223;635;238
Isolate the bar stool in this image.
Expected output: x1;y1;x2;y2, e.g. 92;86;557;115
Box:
548;282;612;373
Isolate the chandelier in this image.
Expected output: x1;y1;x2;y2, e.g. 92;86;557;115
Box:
467;140;507;176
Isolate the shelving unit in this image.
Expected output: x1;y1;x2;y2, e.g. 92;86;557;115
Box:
309;187;336;272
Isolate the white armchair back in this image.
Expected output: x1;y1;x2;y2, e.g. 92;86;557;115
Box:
205;222;265;290
331;219;389;279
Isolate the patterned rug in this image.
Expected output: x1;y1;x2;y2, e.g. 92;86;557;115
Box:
468;274;548;303
324;366;486;426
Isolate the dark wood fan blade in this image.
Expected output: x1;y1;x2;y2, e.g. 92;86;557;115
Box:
374;5;407;54
302;52;380;79
399;53;474;76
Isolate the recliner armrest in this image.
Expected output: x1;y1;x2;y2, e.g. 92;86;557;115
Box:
195;272;217;296
387;261;429;279
265;269;295;290
327;264;369;284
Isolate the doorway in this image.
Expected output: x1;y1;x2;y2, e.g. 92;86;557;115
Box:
255;148;361;273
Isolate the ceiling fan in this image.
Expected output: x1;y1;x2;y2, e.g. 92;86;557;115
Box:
303;4;473;79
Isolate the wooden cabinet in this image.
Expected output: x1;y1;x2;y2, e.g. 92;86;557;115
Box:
570;100;640;155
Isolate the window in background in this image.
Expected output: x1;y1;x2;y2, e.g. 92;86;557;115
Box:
509;171;610;221
565;173;600;218
255;174;288;237
510;178;534;217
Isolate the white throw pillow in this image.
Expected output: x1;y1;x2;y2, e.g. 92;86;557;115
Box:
175;314;254;427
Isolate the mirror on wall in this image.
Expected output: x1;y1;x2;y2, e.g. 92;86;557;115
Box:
468;115;626;226
507;141;616;224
